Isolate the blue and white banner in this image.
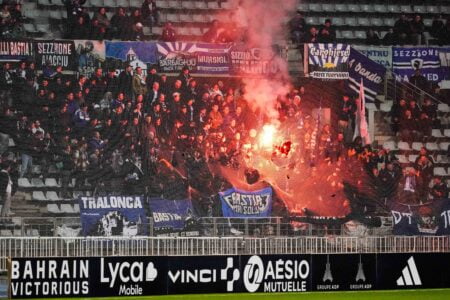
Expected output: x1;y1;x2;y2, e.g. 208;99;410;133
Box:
0;40;34;62
306;43;351;79
219;187;273;217
353;45;392;69
229;44;284;76
105;41;157;75
148;198;196;235
195;43;231;74
439;48;450;81
156;42;198;73
391;199;450;236
348;48;386;102
79;195;148;236
393;47;442;82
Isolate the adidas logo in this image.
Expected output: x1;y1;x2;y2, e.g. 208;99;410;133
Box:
396;256;422;286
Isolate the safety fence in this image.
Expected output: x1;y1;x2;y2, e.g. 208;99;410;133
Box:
0;235;449;272
0;216;393;237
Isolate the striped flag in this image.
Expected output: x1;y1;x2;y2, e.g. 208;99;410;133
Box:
354;79;371;145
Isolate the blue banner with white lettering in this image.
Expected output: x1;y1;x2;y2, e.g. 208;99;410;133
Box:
307;43;351;79
79;195;148;236
219;187;273;217
391;199;450;236
393;47;442;82
148;198;196;235
348;48;386;102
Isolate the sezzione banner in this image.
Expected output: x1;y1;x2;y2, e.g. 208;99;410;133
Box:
219;187;273;217
228;44;284;77
78;195;148;237
306;43;351;79
392;47;442;82
8;253;450;298
33;40;76;71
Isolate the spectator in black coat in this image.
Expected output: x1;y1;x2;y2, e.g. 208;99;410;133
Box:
429;177;448;200
393;14;410;45
409;15;425;45
119;64;133;99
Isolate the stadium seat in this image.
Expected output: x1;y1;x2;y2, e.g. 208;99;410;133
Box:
297;3;308;12
117;0;129;7
194;1;207;9
387;5;400;13
436;155;448;164
0;230;12;236
373;4;387;13
46;191;60;201
192;14;205;23
427;6;439;14
383;18;395;27
306;17;318;25
90;0;104;7
104;0;117;7
32;191;47;201
408;155;418;163
383;141;397;151
360;4;374;13
335;4;348;12
322;4;334;12
130;0;141;8
434;167;448;176
152;27;163;35
45;178;60;188
370;18;383;27
432;129;444;138
400;5;413;13
439;142;450;151
207;1;220;9
398;142;411;151
444;129;450;137
357;18;370;26
23;23;37;33
426;142;439;151
423;19;433;27
189;27;202;36
60;204;75;213
344;17;357;27
181;1;194;9
341;31;355;39
166;14;179;23
47;204;62;214
354;31;366;39
332;17;344;26
308;3;322;12
13;229;22;236
438;104;450;112
440;6;450;14
36;24;50;33
179;14;192;22
396;155;408;164
18;178;32;188
413;6;426;14
26;229;40;236
412;142;424;151
38;0;51;5
31;178;45;188
73;204;80;213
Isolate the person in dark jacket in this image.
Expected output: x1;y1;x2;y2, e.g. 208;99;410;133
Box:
119;64;133;99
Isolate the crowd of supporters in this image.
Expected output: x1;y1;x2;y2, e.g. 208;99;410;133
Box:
0;57;448;218
0;2;24;38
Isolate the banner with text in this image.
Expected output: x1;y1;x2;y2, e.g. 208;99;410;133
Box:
219;187;273;217
148;198;198;236
439;48;450;81
74;40;106;78
348;48;386;102
0;40;34;62
393;47;442;82
229;44;284;77
306;43;351;79
353;46;392;69
79;195;148;236
156;42;198;73
34;40;77;71
390;199;450;236
195;43;231;74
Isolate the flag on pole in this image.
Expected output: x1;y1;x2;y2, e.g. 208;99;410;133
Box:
353;78;371;145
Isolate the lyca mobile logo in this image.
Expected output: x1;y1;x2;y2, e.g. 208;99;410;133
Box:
243;255;310;293
100;258;158;288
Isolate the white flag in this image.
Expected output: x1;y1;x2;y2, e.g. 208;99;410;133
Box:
354;79;371;145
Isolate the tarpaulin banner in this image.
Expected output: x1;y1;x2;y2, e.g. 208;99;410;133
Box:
306;43;351;79
195;42;231;74
392;47;442;82
390;199;450;236
0;40;34;62
79;195;148;236
105;41;157;75
348;48;386;102
156;42;197;73
353;45;392;69
34;40;77;70
148;198;197;236
229;44;284;76
219;187;273;217
74;40;106;77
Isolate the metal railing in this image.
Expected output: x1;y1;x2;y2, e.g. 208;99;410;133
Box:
0;216;394;237
0;235;449;272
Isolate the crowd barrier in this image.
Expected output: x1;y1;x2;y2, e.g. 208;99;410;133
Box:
3;236;450;298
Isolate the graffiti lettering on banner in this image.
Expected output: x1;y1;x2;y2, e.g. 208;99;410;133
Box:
229;44;283;76
348;48;385;102
79;195;148;236
148;198;198;236
0;40;34;62
219;187;272;217
353;46;392;68
306;43;351;79
195;43;231;74
393;47;442;82
74;40;105;77
157;42;197;73
34;40;76;70
105;41;157;75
